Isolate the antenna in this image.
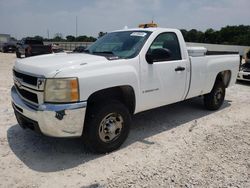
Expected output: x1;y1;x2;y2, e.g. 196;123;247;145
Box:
76;16;78;38
152;15;155;23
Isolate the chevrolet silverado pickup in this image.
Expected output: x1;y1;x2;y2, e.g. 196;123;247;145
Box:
11;28;239;153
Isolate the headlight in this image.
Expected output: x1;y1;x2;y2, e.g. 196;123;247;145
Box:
44;78;79;103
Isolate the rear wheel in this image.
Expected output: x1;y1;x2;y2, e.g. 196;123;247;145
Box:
204;80;225;110
25;52;30;58
83;100;131;153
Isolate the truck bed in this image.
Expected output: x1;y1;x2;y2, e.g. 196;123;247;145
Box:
186;54;239;99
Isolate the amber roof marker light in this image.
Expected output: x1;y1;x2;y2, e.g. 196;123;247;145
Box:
138;21;158;28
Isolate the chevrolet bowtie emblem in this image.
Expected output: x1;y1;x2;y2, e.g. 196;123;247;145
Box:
37;79;44;89
15;79;22;88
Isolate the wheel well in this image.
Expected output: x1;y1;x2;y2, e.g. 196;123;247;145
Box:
215;70;231;88
87;86;136;114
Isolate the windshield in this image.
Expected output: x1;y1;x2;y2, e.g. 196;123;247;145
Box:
86;31;151;59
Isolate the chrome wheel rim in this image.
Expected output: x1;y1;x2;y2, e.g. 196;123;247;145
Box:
99;113;124;143
214;88;223;105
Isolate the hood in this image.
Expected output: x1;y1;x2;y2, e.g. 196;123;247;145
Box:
14;53;109;77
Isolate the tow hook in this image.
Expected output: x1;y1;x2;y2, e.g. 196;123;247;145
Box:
55;110;66;120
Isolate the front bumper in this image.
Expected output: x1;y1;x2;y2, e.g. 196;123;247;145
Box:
237;71;250;81
11;86;87;137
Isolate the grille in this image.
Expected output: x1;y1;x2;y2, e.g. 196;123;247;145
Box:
243;68;250;73
243;75;250;80
13;70;38;86
15;84;38;104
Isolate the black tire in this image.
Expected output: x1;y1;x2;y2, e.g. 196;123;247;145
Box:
204;80;225;110
16;51;21;58
25;52;29;58
83;100;131;153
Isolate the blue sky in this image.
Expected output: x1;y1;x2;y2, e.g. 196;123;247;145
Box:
0;0;249;39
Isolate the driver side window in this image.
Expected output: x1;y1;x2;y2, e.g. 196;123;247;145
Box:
149;32;182;61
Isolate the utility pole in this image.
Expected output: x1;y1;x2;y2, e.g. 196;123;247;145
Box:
47;29;50;39
76;16;78;38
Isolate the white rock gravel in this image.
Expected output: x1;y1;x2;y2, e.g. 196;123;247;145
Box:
0;53;249;188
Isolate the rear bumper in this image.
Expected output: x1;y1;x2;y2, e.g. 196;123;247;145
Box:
3;46;16;52
11;86;87;137
237;71;250;81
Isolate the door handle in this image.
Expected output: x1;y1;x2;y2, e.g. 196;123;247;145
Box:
175;66;185;71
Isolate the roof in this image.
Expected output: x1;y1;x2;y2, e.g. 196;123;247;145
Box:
112;27;179;33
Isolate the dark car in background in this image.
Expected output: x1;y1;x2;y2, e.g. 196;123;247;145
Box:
0;41;17;53
16;38;52;58
73;46;86;53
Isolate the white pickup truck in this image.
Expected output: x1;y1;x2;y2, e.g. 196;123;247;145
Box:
11;27;239;153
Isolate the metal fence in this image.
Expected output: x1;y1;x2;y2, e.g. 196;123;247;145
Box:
44;41;92;51
45;41;250;56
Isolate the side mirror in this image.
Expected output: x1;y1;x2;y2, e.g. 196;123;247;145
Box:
146;48;171;64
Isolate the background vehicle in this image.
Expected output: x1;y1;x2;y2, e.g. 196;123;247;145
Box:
16;38;52;58
51;43;64;53
0;41;17;53
245;49;250;64
11;27;239;153
238;62;250;81
73;46;86;53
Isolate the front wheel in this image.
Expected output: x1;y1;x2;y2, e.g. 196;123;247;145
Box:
16;51;21;58
204;80;225;110
25;52;30;58
83;100;131;153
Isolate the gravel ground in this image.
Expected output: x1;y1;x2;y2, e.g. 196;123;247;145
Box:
0;53;249;188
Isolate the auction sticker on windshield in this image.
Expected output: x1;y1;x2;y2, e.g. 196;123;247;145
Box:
130;32;147;37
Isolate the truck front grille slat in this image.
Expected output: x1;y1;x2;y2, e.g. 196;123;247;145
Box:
243;75;250;80
15;84;38;104
13;70;38;86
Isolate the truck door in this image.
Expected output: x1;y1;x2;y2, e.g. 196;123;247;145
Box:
139;32;188;111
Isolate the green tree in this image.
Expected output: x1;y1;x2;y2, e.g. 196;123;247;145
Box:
186;29;200;42
181;25;250;45
53;33;64;41
66;35;75;42
76;35;88;42
180;29;188;41
88;36;97;42
34;35;43;41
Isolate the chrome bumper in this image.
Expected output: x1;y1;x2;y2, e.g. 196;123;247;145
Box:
11;86;87;137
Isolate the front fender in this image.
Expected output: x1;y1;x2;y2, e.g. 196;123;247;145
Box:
78;64;140;102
